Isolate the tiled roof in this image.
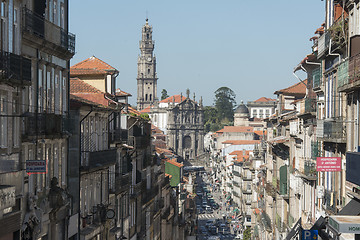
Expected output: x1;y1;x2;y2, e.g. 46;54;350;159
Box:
254;130;267;136
123;106;140;116
140;106;151;113
274;79;307;96
216;126;254;133
160;95;186;103
165;173;172;178
229;150;252;162
167;158;183;168
70;77;103;94
70;56;118;76
151;124;163;134
115;89;132;97
70;78;112;108
254;97;276;102
222;140;260;145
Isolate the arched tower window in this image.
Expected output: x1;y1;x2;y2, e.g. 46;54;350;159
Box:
150;94;152;101
145;94;148;101
148;69;150;74
147;34;149;39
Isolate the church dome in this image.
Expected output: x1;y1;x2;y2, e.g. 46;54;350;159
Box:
234;102;249;114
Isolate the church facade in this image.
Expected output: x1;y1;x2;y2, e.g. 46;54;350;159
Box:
166;93;205;161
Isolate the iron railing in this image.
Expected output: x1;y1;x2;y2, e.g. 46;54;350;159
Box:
349;53;360;85
0;51;31;84
23;8;75;54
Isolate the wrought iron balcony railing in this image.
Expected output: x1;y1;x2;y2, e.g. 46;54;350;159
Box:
0;51;31;84
23;8;75;54
317;118;346;142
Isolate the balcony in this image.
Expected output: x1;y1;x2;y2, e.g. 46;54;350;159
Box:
110;129;128;143
83;149;116;171
339;53;360;92
324;190;337;214
0;51;31;85
317;118;346;143
128;135;150;149
22;113;65;139
337;59;349;88
317;31;330;58
304;97;316;114
113;173;130;194
312;67;322;90
303;160;317;181
142;185;159;205
23;8;75;59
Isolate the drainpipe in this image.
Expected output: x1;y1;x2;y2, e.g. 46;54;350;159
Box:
293;66;308;88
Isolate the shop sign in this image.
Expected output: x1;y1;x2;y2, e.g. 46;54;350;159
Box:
316;157;341;172
26;160;47;174
329;216;360;234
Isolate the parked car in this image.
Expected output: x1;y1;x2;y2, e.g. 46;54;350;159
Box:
205;205;213;214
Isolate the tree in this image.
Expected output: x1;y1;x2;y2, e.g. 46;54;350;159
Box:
243;226;251;240
161;89;169;100
214;87;236;122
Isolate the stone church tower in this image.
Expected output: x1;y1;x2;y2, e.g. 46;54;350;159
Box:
137;19;158;111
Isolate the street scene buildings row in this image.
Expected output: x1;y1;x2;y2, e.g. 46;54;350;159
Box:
206;1;360;239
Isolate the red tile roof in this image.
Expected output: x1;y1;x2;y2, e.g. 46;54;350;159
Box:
70;56;118;76
115;89;132;97
151;124;163;134
216;126;254;133
274;79;307;96
70;77;103;94
140;106;151;113
70;78;112;108
254;130;267;136
125;106;140;116
254;97;276;102
160;95;186;103
167;158;183;168
222;140;260;145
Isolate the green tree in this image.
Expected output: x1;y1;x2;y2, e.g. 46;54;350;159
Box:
243;226;251;240
161;89;169;100
214;87;236;122
204;106;219;132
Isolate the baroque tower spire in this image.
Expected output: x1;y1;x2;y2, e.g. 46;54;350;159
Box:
137;18;158;110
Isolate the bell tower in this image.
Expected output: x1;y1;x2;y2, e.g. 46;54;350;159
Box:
137;19;158;110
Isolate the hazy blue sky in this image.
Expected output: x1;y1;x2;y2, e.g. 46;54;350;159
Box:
69;0;324;106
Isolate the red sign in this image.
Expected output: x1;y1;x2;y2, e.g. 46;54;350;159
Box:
316;157;341;172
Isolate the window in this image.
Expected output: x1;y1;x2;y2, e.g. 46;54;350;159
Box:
0;91;8;148
148;69;150;74
145;94;148;101
149;94;152;101
60;3;64;28
13;95;20;148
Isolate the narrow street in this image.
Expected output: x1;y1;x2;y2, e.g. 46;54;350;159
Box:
194;169;241;240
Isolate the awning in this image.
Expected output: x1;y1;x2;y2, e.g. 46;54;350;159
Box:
338;198;360;215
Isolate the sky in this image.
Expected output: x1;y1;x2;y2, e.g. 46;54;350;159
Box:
69;0;325;107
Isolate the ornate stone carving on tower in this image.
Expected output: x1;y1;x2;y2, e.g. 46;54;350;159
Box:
137;19;158;111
